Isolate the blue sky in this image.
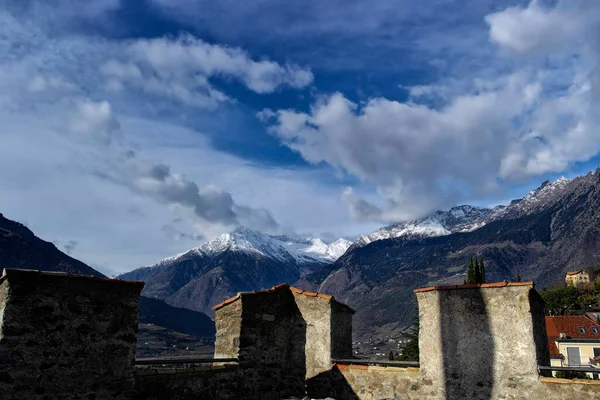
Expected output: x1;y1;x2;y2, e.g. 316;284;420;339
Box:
0;0;599;275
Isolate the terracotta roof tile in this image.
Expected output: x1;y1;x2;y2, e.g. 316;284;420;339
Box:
349;364;368;370
272;283;289;290
545;316;600;340
212;294;241;311
414;281;534;293
212;283;355;313
566;270;585;276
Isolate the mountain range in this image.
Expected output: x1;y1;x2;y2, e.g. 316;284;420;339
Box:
119;227;352;316
2;167;599;341
297;169;600;338
121;167;600;339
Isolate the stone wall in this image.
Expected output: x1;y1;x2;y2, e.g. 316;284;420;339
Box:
4;270;600;400
135;366;241;400
326;365;600;400
210;284;355;399
0;268;143;400
315;282;600;400
415;282;548;399
237;286;305;399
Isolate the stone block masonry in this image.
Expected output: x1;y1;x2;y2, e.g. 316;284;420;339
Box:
211;283;354;399
0;268;144;400
3;268;600;399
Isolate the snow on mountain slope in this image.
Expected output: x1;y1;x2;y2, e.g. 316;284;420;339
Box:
142;227;352;270
353;176;572;247
490;177;571;220
355;205;490;246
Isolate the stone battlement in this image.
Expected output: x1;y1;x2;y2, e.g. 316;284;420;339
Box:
1;268;600;399
0;268;144;400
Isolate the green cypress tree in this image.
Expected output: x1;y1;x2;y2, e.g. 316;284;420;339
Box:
516;268;521;282
480;257;486;283
474;257;482;284
388;350;395;361
466;257;475;284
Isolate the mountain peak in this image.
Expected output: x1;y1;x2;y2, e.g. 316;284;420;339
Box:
142;226;352;271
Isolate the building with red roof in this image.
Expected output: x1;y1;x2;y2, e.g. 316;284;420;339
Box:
546;315;600;377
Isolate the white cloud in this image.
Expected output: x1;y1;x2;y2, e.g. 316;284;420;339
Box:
99;34;313;107
0;6;345;274
263;74;541;221
262;0;600;222
485;0;595;56
342;187;384;222
69;99;120;146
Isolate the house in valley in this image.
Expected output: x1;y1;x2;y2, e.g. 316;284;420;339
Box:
565;269;590;287
546;315;600;378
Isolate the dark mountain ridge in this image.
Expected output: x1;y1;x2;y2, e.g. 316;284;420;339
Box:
0;213;215;340
296;167;600;338
138;296;215;338
0;213;104;277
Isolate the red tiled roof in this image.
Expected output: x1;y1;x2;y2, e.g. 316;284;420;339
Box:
566;270;586;276
546;316;600;357
546;316;600;339
211;283;354;312
413;281;533;293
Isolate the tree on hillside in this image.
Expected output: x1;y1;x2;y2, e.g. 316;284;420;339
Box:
474;257;482;284
541;286;580;315
388;350;395;361
398;314;419;362
479;257;486;283
466;256;486;284
466;257;476;284
516;268;521;282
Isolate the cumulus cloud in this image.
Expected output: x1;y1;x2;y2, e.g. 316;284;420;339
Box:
263;74;542;220
261;0;600;222
100;34;313;107
485;0;595;55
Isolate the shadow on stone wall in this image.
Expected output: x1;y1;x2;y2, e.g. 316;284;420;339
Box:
306;366;359;400
529;289;551;376
237;290;308;399
440;288;495;399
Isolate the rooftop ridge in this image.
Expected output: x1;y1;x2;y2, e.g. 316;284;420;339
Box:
566;269;586;276
211;283;354;312
1;268;144;287
413;280;534;293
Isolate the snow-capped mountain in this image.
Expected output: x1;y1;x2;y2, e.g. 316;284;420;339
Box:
142;226;352;270
355;205;492;247
119;227;351;316
490;177;571;221
302;168;600;340
354;176;572;247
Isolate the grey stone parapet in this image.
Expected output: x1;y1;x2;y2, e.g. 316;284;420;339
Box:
0;268;144;400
